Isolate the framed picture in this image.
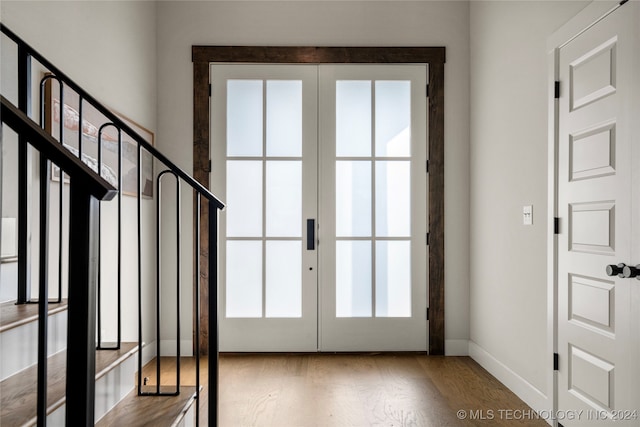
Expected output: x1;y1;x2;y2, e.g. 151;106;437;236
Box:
45;77;154;198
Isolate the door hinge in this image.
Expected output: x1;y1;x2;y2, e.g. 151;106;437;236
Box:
426;84;429;97
554;353;559;371
204;159;211;173
426;160;430;173
426;307;429;320
426;233;430;245
554;217;560;235
554;81;560;99
209;84;212;97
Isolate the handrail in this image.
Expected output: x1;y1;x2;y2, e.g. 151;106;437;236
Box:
1;95;117;201
1;23;224;209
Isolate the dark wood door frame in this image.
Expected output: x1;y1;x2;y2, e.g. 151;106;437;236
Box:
192;46;446;355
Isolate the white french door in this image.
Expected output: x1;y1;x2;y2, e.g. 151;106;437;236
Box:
211;64;428;352
318;65;428;351
211;65;318;351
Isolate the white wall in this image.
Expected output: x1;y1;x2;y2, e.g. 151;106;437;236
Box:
0;1;158;345
156;0;471;354
469;0;588;412
0;1;157;128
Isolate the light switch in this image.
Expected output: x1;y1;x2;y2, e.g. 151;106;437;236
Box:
523;205;533;225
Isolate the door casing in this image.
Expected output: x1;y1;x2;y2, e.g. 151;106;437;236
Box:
192;46;446;355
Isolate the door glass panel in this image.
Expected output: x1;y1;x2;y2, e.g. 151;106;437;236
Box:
266;241;302;317
226;161;262;237
375;161;411;237
376;241;411;317
375;81;411;157
226;241;262;318
336;161;371;237
266;161;301;237
266;81;302;157
227;80;263;156
336;81;371;157
336;241;372;317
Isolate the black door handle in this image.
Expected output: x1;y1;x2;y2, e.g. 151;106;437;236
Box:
622;264;640;279
307;219;315;250
606;263;626;277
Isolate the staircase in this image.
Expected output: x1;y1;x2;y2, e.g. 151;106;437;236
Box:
0;24;223;426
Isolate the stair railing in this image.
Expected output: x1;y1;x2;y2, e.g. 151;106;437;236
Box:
1;94;117;426
1;23;224;426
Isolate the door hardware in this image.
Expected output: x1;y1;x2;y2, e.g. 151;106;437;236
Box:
606;263;627;277
307;219;316;250
622;264;640;279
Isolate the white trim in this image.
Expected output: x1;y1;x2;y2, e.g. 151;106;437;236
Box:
469;341;551;423
159;339;194;357
141;340;157;367
444;339;468;356
547;44;560;427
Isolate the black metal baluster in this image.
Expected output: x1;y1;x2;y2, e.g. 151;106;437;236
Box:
195;193;201;426
155;169;162;395
156;170;181;396
137;141;143;395
42;75;66;304
96;125;105;349
37;155;50;427
95;123;121;350
117;130;122;348
56;84;64;304
17;43;31;305
208;199;219;427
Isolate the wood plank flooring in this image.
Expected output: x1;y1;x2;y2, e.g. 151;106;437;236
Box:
148;354;548;427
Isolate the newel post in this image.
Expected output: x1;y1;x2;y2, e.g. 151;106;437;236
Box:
65;182;99;426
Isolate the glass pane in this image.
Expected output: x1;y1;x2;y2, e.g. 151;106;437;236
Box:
227;80;263;156
336;161;371;237
266;241;301;317
266;161;301;237
376;161;410;237
336;81;371;157
336;241;372;317
376;241;411;317
266;81;302;157
226;161;262;237
226;241;262;318
375;81;411;157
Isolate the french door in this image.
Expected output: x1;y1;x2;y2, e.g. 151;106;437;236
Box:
211;64;428;352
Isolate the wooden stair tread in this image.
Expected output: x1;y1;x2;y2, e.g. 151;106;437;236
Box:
0;342;137;426
96;386;197;426
0;300;68;333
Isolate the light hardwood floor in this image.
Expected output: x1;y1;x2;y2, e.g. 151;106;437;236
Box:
145;354;548;427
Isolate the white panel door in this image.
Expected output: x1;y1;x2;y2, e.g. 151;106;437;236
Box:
211;65;318;351
319;65;428;351
557;2;639;424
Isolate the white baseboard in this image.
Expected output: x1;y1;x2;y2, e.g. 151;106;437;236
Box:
445;339;469;356
468;341;551;422
159;339;194;357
